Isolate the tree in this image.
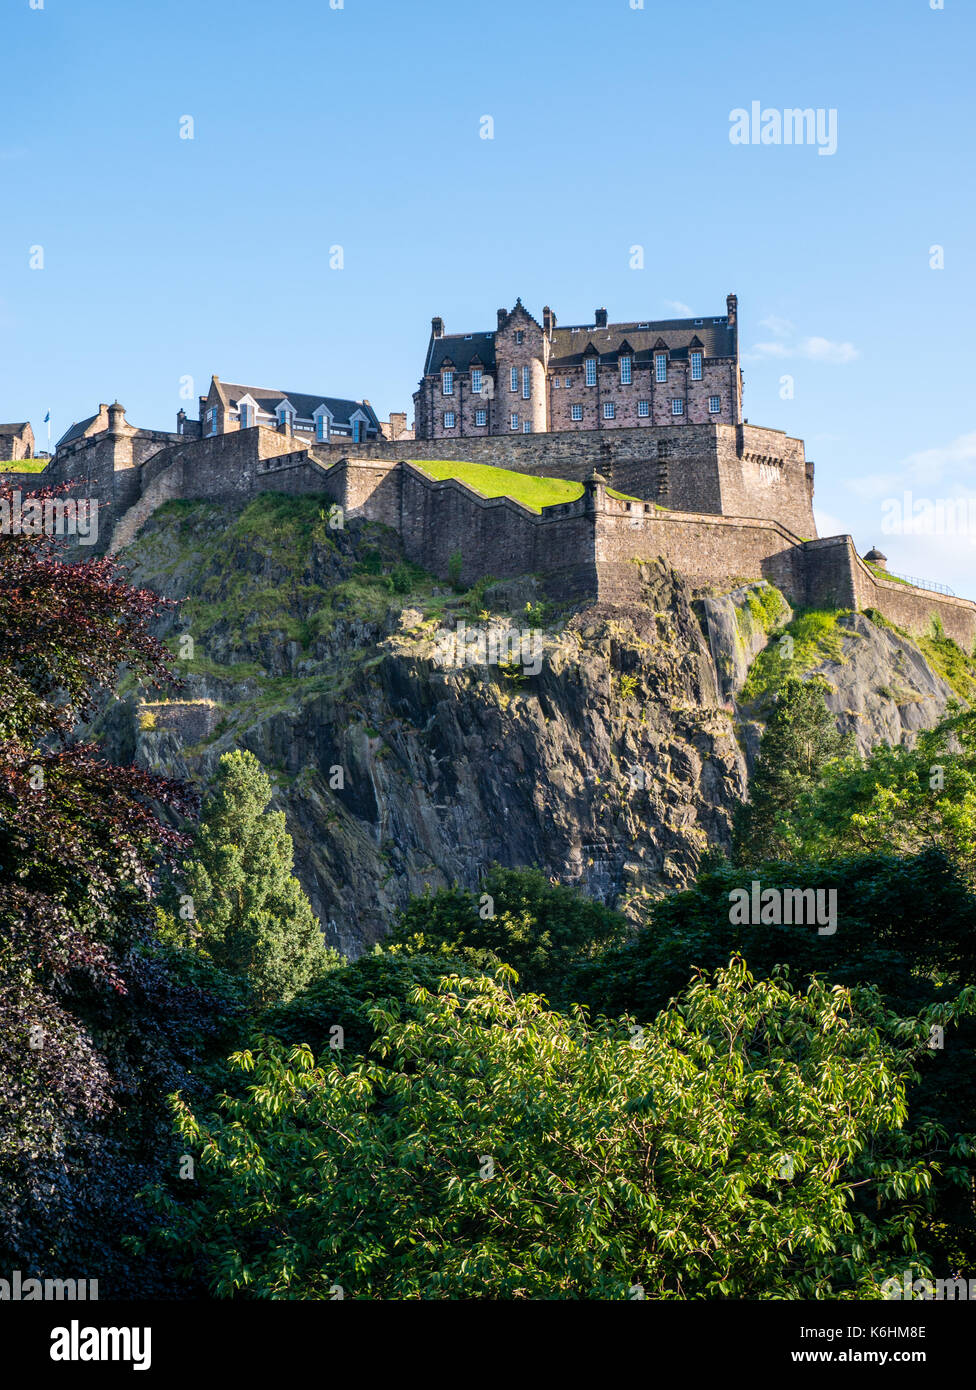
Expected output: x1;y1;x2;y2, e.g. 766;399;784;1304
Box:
0;478;243;1293
136;961;964;1299
733;676;851;863
179;750;338;1005
389;865;629;1006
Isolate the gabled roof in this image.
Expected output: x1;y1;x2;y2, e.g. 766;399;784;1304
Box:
424;331;497;377
213;380;379;429
0;422;31;434
56;415;98;447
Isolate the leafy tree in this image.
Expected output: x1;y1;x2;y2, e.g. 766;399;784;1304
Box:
261;947;478;1059
136;961;966;1299
778;708;976;882
577;851;976;1267
733;676;850;864
388;865;629;1005
178;749;338;1005
0;479;244;1293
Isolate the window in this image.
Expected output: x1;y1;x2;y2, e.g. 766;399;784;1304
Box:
571;403;583;421
553;378;560;389
510;367;518;392
523;421;531;433
352;419;364;444
442;370;454;396
603;402;615;420
694;318;703;326
619;355;632;385
708;395;721;414
515;330;524;344
207;407;218;436
637;400;650;417
240;403;252;428
691;351;703;381
316;414;330;441
564;377;570;388
585;358;597;387
471;368;483;394
443;411;456;429
510;412;519;430
671;399;684;416
475;408;487;426
655;354;667;383
522;366;530;399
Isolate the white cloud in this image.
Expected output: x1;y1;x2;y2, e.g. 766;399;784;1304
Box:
663;299;692;316
846;430;976;499
747;333;859;364
813;507;848;539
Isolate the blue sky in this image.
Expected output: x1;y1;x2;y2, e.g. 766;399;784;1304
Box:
2;0;975;594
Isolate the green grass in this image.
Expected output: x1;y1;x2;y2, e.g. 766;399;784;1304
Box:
864;560;912;587
0;458;48;473
740;607;849;706
409;459;641;513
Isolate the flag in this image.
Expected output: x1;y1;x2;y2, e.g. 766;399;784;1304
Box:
43;412;50;422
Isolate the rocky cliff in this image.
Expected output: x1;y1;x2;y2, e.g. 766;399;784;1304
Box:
100;494;974;957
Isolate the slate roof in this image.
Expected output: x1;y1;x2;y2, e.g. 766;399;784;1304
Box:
56;415;99;447
0;422;31;434
423;312;736;377
215;381;379;430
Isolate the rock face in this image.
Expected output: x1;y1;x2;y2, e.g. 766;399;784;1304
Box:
799;611;960;755
102;496;969;957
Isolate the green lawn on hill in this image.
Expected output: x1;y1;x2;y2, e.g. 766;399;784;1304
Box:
410;458;642;513
0;459;48;472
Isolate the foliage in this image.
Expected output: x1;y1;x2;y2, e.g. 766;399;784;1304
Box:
0;479;245;1292
765;708;976;883
732;677;851;862
135;961;961;1299
389;865;629;1006
740;608;848;705
177;750;340;1006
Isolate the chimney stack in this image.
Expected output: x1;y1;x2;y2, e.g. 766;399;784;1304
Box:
497;307;507;329
543;305;556;336
595;307;608;328
431;316;444;339
726;293;737;326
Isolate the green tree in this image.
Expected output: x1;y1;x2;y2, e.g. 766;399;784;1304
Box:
389;865;629;1005
136;961;966;1299
733;676;850;863
180;750;338;1005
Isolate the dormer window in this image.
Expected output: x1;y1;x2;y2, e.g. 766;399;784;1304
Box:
691;351;703;381
442;370;454;396
315;412;331;442
240;403;252;428
655;353;668;383
471;367;483;394
207;407;218;436
278;404;294;427
585;357;597;387
619;355;632;385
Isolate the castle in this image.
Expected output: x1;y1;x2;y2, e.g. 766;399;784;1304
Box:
414;297;742;439
3;296;975;652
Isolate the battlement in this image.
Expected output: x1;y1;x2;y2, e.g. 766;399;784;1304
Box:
12;403;974;653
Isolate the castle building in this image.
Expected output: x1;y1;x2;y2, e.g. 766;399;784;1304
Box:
0;421;35;460
413;296;743;441
180;375;383;445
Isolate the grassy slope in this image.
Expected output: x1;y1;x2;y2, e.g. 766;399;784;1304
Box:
0;459;48;472
410;459;640;513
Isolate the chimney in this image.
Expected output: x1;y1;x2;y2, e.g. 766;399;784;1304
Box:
497;307;507;329
595;307;608;328
431;316;444;339
198;395;208;419
543;305;556;336
177;407;187;434
726;293;737;326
